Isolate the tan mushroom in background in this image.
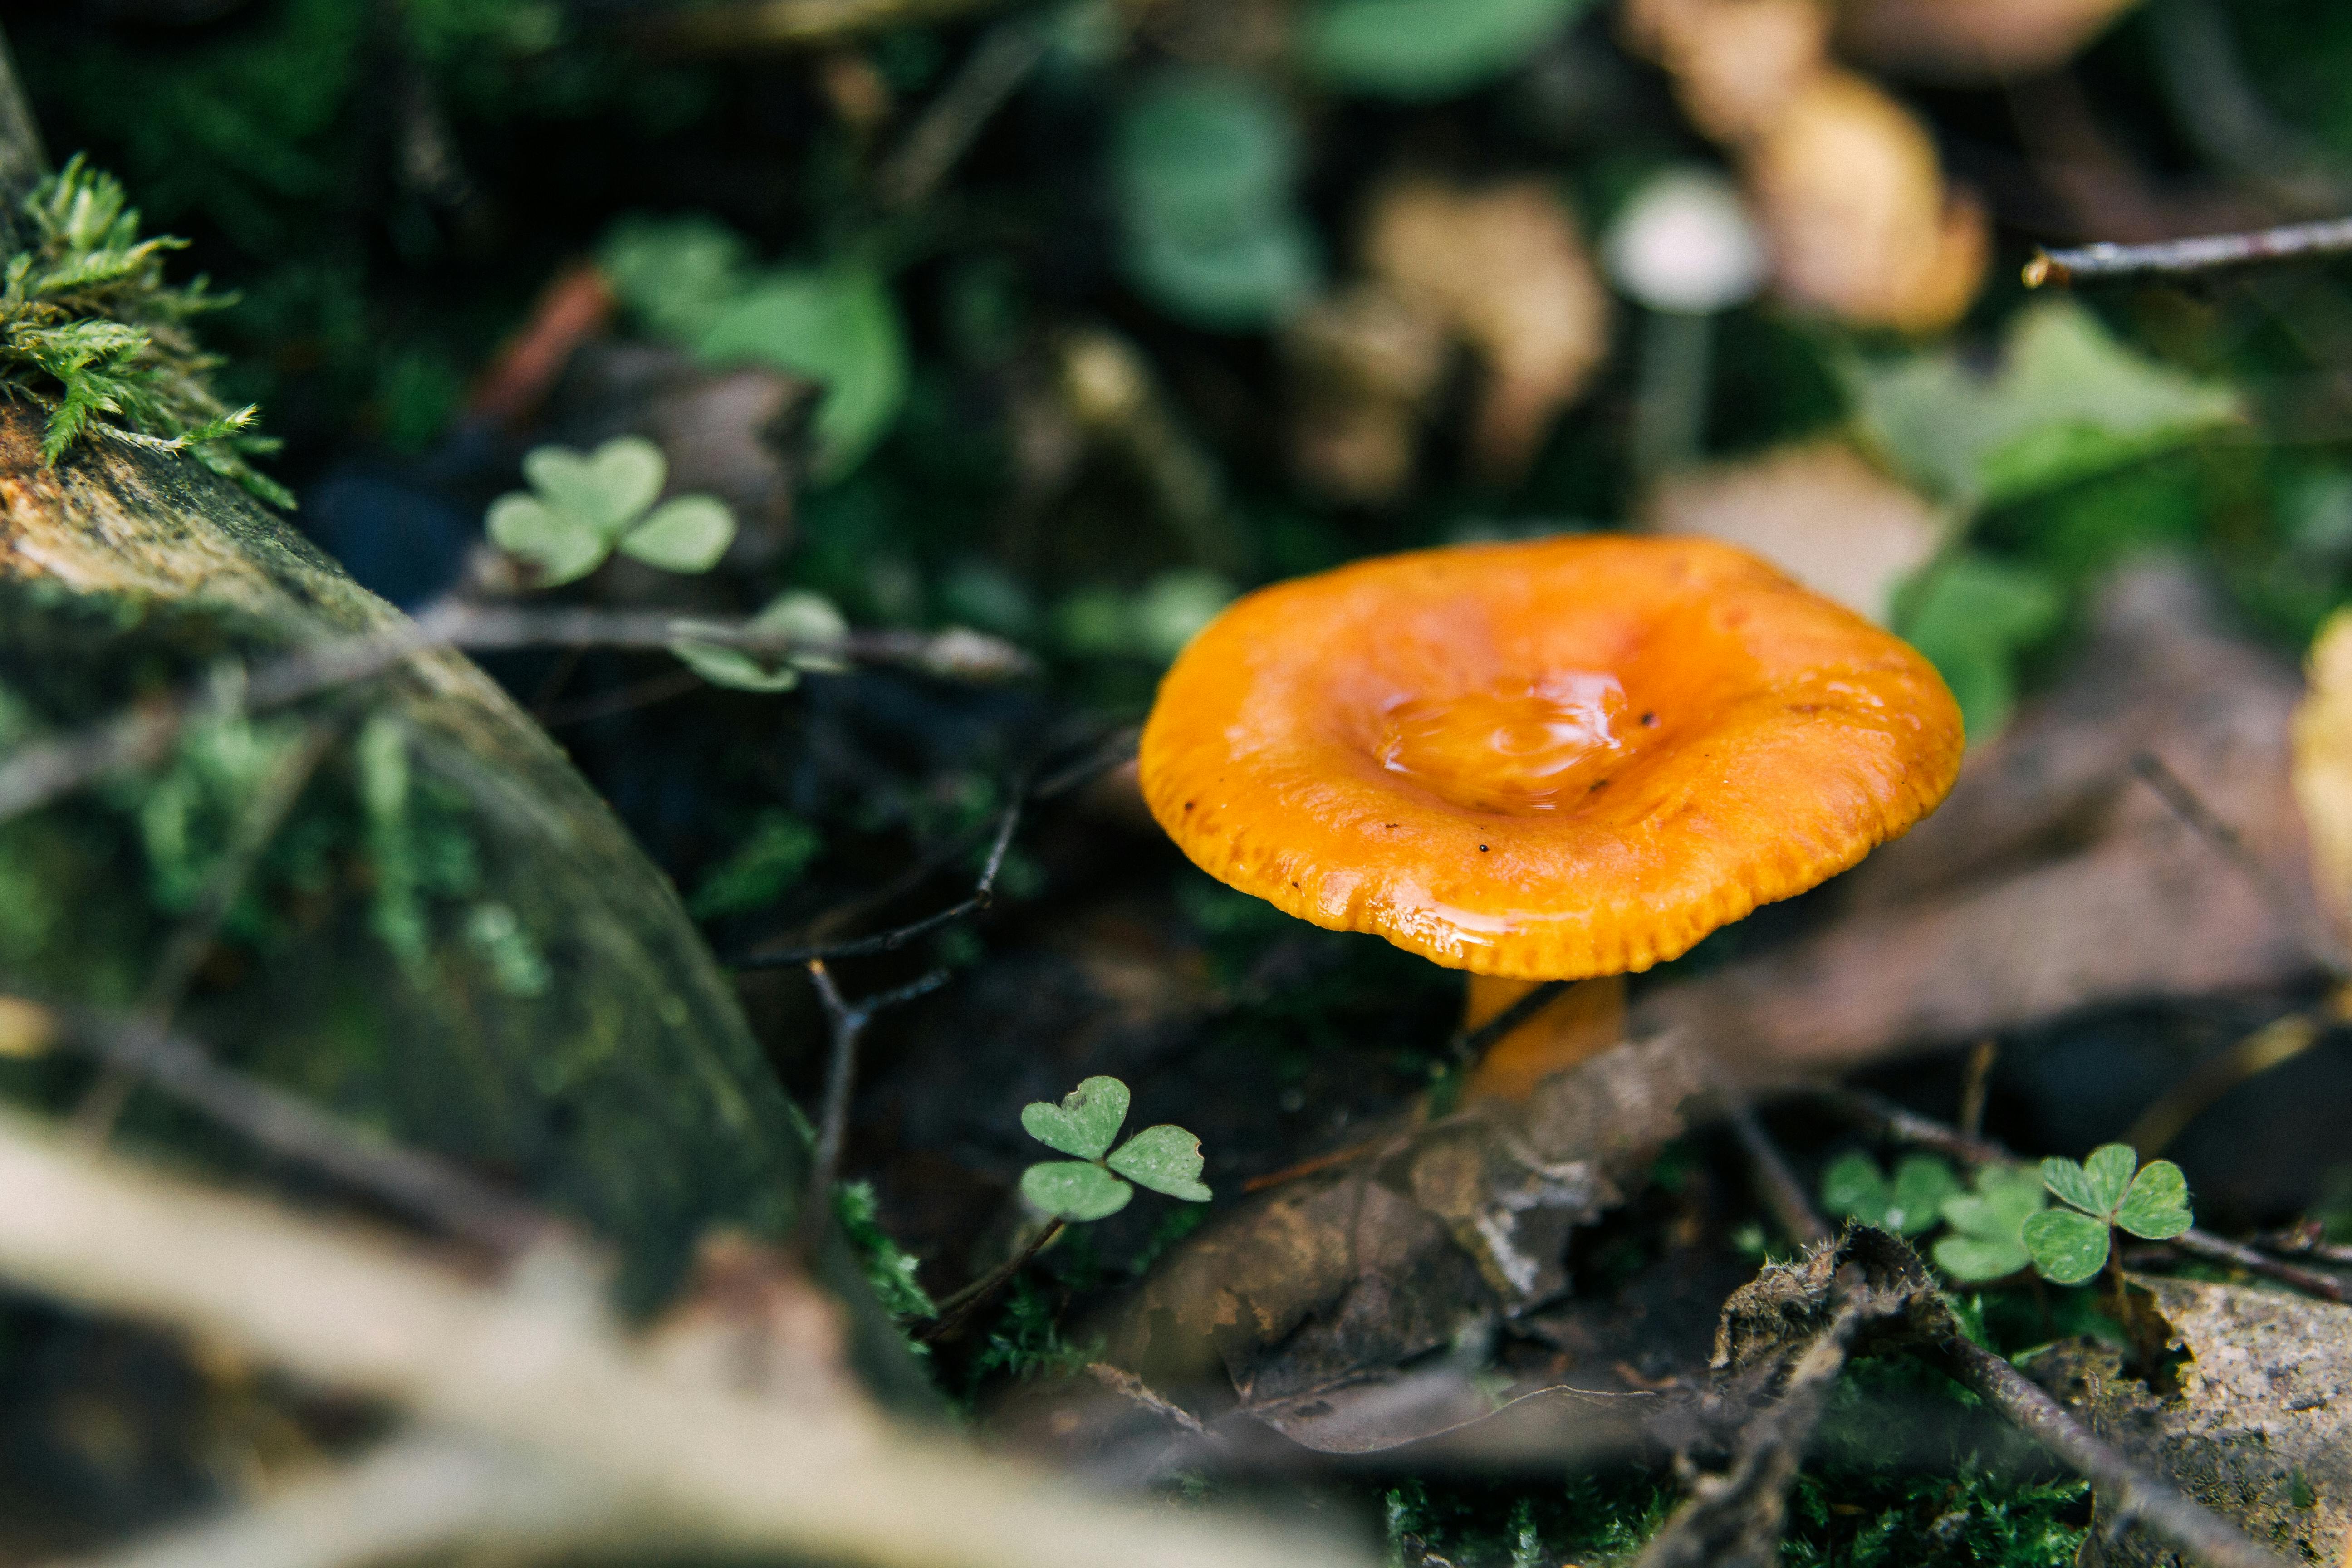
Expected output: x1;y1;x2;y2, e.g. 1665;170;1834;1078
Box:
1137;535;1965;1101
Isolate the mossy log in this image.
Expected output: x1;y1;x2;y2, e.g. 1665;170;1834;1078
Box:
0;406;925;1399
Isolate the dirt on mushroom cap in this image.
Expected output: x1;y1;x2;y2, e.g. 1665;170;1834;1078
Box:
1137;534;1964;980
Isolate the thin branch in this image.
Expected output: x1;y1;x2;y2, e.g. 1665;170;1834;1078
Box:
1927;1337;2296;1568
875;18;1047;212
0;1112;1370;1568
795;961;950;1256
737;794;1023;968
2025;215;2352;288
0;599;1032;828
1957;1039;1998;1141
38;1005;547;1256
2163;1228;2348;1305
2249;1225;2352;1269
1725;1102;1833;1249
920;1218;1065;1344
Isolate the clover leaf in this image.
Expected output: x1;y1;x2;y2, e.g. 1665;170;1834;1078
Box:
670;590;849;693
1017;1075;1212;1222
1820;1151;1960;1237
1933;1164;2046;1282
2019;1144;2194;1286
485;436;737;586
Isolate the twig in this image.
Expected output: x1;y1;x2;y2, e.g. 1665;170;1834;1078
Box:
2026;216;2352;288
1823;1087;2352;1305
37;1006;546;1256
0;1111;1370;1568
59;1434;608;1568
2249;1225;2352;1269
1085;1363;1224;1445
919;1218;1065;1344
1926;1337;2297;1568
1957;1039;1999;1141
875;18;1047;212
737;794;1023;967
795;961;950;1256
2123;1009;2327;1157
1724;1102;1832;1249
0;599;1032;828
1447;979;1570;1065
2128;752;2346;975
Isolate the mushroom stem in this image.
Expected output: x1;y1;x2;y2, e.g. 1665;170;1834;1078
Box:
1460;975;1626;1102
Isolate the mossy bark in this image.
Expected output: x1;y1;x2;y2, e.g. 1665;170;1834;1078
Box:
0;407;927;1401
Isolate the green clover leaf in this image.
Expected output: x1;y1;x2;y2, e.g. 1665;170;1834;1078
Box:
485;492;609;586
2021;1207;2112;1286
2114;1159;2193;1240
1821;1151;1958;1237
1020;1161;1134;1221
524;436;666;537
1020;1076;1131;1161
1106;1124;1211;1202
1933;1165;2045;1281
618;494;736;573
670;591;849;693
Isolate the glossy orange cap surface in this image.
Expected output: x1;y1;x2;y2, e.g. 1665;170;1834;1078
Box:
1138;535;1963;979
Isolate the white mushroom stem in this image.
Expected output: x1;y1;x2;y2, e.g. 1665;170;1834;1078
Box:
1631;307;1717;483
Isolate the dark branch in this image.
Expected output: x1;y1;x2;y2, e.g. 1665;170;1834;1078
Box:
1448;980;1571;1065
794;961;950;1256
1725;1102;1833;1248
740;799;1023;968
2026;216;2352;288
1927;1338;2296;1568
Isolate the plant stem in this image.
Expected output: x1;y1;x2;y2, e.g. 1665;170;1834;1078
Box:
919;1219;1065;1343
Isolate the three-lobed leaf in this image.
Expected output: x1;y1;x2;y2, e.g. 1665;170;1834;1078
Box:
1105;1124;1211;1202
524;436;667;537
2021;1207;2112;1286
1020;1161;1135;1221
1020;1076;1132;1160
1820;1151;1958;1237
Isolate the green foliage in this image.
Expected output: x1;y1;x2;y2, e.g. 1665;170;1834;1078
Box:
836;1179;936;1321
1112;72;1320;331
2020;1145;2194;1286
354;714;482;973
1850;300;2240;515
689;811;823;919
970;1273;1100;1384
0;157;288;505
1785;1458;2087;1568
600;218;909;480
486;436;736;586
462;902;549;999
1935;1166;2048;1283
1821;1151;1962;1237
669;589;851;693
1017;1075;1213;1220
1052;571;1237;663
1299;0;1594;101
1895;553;2064;742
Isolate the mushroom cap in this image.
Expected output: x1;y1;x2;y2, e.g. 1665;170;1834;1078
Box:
1138;535;1963;979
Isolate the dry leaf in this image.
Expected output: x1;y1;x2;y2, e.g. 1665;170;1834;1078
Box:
1840;0;2146;83
1636;564;2328;1076
2293;609;2352;952
1744;70;1988;332
2030;1276;2352;1567
1281;284;1450;504
1623;0;1832;143
1365;178;1611;483
1640;441;1944;622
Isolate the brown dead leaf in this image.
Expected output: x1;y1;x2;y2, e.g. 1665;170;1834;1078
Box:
1745;70;1988;332
1281;284;1450;505
1636;564;2329;1076
1365;178;1611;483
2292;609;2352;953
1640;440;1943;622
1839;0;2145;83
1623;0;1832;143
2030;1276;2352;1566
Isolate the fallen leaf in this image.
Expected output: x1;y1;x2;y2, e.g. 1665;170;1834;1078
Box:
1622;0;1831;143
2029;1276;2352;1566
1640;440;1943;623
1839;0;2146;83
1365;177;1611;482
1744;69;1988;332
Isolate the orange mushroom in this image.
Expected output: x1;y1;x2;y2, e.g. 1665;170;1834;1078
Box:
1138;534;1962;1099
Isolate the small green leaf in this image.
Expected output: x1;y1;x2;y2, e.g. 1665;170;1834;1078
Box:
2042;1147;2130;1220
1020;1076;1132;1160
524;436;666;536
485;492;610;586
2022;1207;2112;1285
1821;1151;1888;1222
671;642;799;693
1106;1124;1212;1201
669;590;850;693
618;494;735;573
688;811;821;919
697;268;908;481
1894;553;2062;745
2114;1159;2194;1240
1020;1161;1134;1221
1882;1154;1963;1236
1933;1233;2032;1282
1299;0;1591;101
